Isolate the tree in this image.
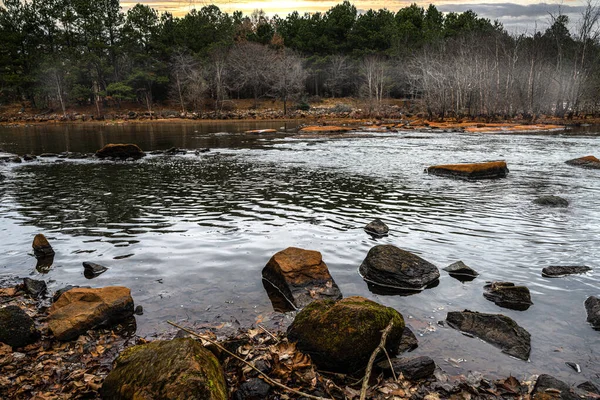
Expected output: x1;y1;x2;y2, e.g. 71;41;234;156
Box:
269;49;307;114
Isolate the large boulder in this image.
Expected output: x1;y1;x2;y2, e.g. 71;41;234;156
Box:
101;338;227;400
446;310;531;360
483;282;533;311
542;265;592;277
359;245;440;290
32;233;54;258
427;161;509;180
565;155;600;169
287;296;405;373
262;247;342;309
96;143;145;160
531;374;579;400
48;286;134;341
0;305;40;348
585;296;600;329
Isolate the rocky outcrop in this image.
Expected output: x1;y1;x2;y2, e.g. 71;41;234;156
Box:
565;155;600;169
427;161;509;180
364;219;389;236
585;296;600;329
96;143;145;160
359;245;440;290
446;310;531;360
443;261;478;281
542;265;592;277
262;247;342;309
533;195;569;207
531;374;579;400
32;233;54;258
101;338;227;400
377;356;436;381
483;282;533;311
0;305;40;348
48;286;134;341
287;296;405;373
83;262;108;279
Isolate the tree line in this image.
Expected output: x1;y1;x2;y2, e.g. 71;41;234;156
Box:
1;0;600;119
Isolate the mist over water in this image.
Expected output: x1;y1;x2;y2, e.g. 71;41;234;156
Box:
1;123;599;383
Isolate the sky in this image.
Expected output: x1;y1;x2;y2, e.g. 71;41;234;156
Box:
121;0;588;32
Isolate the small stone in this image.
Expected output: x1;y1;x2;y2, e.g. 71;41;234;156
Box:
364;219;389;236
233;378;271;400
585;296;600;330
134;305;143;315
22;278;47;298
532;374;579;400
0;305;40;348
377;356;436;380
398;327;419;353
32;234;55;258
533;195;569;207
483;282;533;311
83;262;108;279
542;266;592;277
443;261;478;281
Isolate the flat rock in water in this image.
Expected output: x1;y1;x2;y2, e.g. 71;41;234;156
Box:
22;278;47;298
443;261;478;281
48;286;134;341
542;265;592;277
359;245;440;291
83;261;108;279
446;310;531;360
483;282;533;311
364;219;389;236
287;296;405;373
377;356;436;381
427;161;509;180
101;338;227;400
398;326;418;353
532;374;579;400
261;247;342;309
0;305;40;348
32;233;55;258
585;296;600;330
533;195;569;207
96;143;145;160
233;378;272;400
565;155;600;169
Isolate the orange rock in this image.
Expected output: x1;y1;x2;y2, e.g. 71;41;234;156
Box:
0;287;17;297
427;161;509;180
299;125;354;133
32;233;54;257
245;129;277;134
565;155;600;169
49;286;134;341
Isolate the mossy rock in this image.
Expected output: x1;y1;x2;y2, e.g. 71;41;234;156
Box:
0;305;40;349
101;338;227;400
287;296;405;373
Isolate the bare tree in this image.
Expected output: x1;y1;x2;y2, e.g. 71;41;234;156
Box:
359;56;390;114
228;42;277;108
324;55;353;98
269;48;307;114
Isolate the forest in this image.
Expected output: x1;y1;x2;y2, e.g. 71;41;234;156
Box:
1;0;600;119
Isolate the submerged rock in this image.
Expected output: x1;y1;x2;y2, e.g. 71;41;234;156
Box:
0;305;40;348
446;310;531;360
377;356;436;381
533;195;569;207
483;282;533;311
565;155;600;169
48;286;134;341
287;296;405;373
32;233;55;258
262;247;342;309
359;245;440;291
542;265;592;277
101;338;227;400
532;374;579;400
398;326;419;353
83;261;108;279
364;219;389;236
427;161;509;180
22;278;47;298
96;143;145;160
443;261;479;281
585;296;600;330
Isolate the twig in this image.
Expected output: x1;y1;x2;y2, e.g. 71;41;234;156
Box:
359;320;394;400
167;321;332;400
382;347;397;382
258;324;279;343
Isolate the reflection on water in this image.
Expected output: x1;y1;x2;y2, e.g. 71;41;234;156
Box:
1;123;600;384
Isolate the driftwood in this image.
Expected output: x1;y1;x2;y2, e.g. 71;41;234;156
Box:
359;320;395;400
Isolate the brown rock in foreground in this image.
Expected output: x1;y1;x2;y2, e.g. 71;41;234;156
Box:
96;143;145;159
262;247;342;309
427;161;509;180
565;155;600;169
48;286;134;341
32;233;55;258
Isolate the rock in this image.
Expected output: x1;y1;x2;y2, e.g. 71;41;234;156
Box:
52;285;86;302
245;129;277;134
577;381;600;395
398;326;418;353
287;296;405;373
542;265;592;277
483;282;533;311
163;147;187;155
101;338;227;400
585;296;600;329
134;305;143;315
39;153;58;158
36;255;54;273
532;374;579;400
48;286;134;341
565;155;600;169
261;247;342;309
359;245;440;291
0;305;40;348
377;356;436;380
299;125;354;133
83;261;108;279
22;154;36;161
427;161;509;180
22;278;47;298
364;219;389;236
233;378;272;400
10;156;21;163
443;261;478;281
446;310;531;360
533;195;569;207
32;233;55;258
96;143;145;160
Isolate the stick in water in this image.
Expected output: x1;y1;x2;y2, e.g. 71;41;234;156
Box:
359;320;394;400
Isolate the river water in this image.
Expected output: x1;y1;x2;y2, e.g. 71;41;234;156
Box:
0;121;599;384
